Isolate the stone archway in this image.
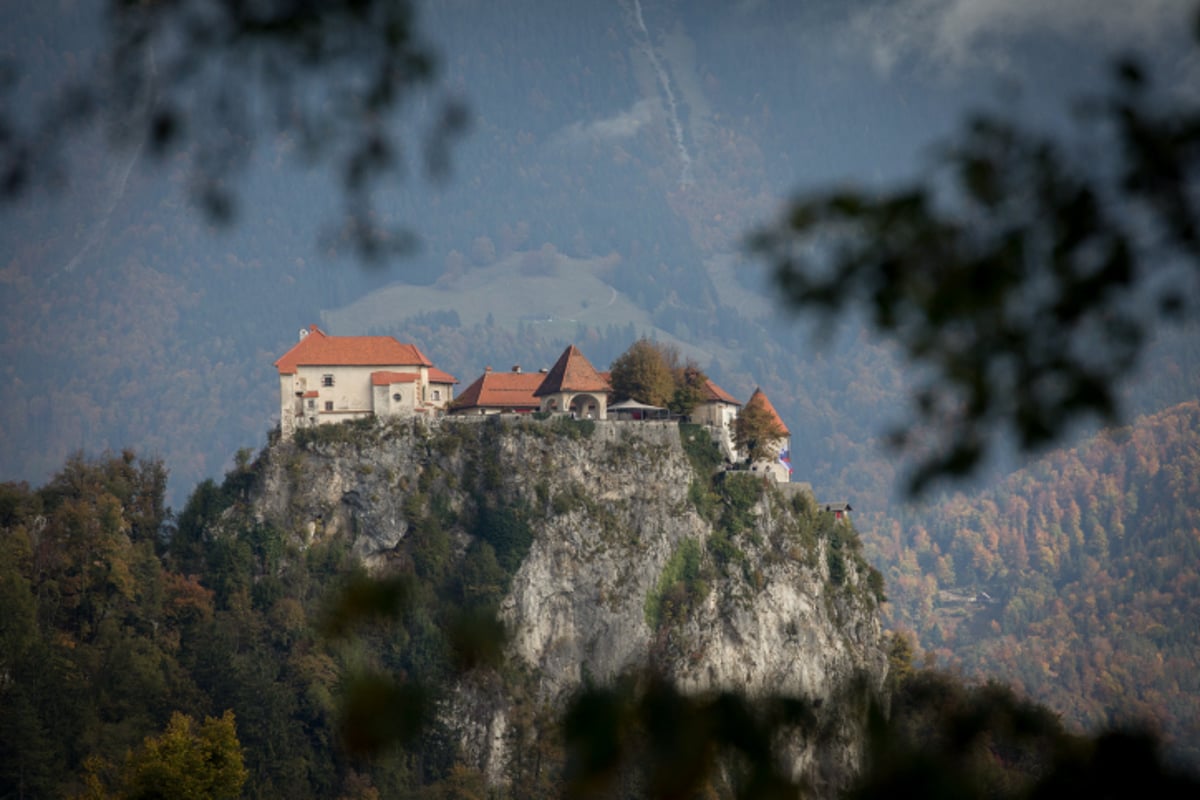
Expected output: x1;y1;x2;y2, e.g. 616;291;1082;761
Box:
569;393;603;419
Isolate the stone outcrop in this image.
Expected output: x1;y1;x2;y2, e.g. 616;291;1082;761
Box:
250;415;887;795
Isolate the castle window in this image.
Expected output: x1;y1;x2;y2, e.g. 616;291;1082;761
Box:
393;393;402;402
307;399;315;410
432;389;441;401
322;374;334;387
325;401;333;412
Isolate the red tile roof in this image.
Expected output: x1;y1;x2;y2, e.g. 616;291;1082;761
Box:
371;371;420;386
702;378;741;405
302;390;320;398
745;388;790;436
454;370;545;410
535;345;610;396
275;325;433;374
428;367;459;385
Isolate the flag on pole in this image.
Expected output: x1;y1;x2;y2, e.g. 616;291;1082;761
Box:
778;448;793;474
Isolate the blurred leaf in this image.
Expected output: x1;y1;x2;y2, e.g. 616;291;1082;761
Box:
752;51;1200;494
445;607;506;671
321;573;415;637
563;675;814;800
340;674;431;755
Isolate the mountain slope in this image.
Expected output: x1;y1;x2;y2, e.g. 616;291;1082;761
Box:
874;401;1200;762
0;416;888;797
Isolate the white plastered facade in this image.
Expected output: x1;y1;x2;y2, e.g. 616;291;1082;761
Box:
280;365;452;439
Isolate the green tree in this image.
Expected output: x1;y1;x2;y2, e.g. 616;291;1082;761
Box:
885;632;916;694
669;363;709;417
0;503;64;798
122;711;247;800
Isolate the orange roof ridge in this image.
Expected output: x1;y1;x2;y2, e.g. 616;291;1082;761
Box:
275;325;434;374
703;378;741;405
371;371;420;385
411;343;434;368
534;345;609;396
428;367;458;384
454;370;545;409
745;387;790;436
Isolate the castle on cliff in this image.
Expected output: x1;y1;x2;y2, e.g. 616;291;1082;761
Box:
275;326;795;484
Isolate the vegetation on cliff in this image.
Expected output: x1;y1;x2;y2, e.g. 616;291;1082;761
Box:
0;418;885;798
2;416;1196;797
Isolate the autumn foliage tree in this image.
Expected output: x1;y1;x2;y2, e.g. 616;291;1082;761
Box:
125;711;246;800
78;711;247;800
734;391;787;463
876;400;1200;764
609;339;708;414
610;339;675;407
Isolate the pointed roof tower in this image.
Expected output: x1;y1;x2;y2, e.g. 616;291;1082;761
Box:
534;345;610;396
744;387;789;436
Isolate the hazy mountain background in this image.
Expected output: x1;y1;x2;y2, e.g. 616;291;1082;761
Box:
3;0;1200;761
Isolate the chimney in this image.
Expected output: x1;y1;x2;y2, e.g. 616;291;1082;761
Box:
512;365;522;373
485;366;493;372
539;367;549;373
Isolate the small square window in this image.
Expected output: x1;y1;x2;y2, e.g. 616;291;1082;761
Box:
432;389;441;401
322;374;334;387
307;399;315;409
325;401;333;412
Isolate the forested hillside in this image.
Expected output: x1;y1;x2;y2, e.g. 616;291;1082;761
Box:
873;401;1200;762
0;443;566;798
0;451;371;798
0;414;891;798
5;424;1198;798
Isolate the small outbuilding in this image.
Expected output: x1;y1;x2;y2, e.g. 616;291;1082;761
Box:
450;366;545;415
534;345;610;419
607;398;668;421
823;502;853;523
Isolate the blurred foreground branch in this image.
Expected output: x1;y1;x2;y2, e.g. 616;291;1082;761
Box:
0;0;467;262
752;11;1200;494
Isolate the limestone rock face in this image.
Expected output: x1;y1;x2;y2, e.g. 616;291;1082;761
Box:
252;416;887;795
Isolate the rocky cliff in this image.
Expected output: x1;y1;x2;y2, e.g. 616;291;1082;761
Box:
248;415;887;795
